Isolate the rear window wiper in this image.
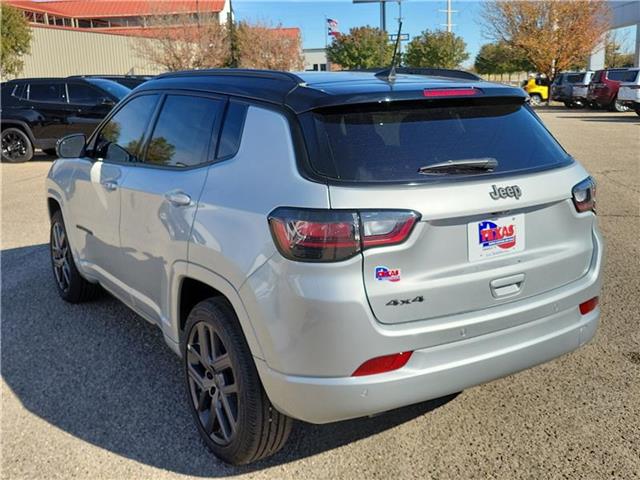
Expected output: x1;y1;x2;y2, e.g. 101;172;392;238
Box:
418;158;498;175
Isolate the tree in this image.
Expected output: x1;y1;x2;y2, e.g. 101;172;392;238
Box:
131;13;229;71
481;0;610;81
236;22;303;70
1;4;32;78
474;41;533;76
326;26;393;70
404;30;469;69
605;32;635;68
226;10;239;68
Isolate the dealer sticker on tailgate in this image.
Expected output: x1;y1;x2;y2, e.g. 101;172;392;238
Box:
468;214;525;262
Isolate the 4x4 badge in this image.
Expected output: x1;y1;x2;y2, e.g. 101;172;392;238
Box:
489;184;522;200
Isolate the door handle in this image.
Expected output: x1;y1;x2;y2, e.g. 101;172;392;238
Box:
490;273;525;299
164;190;191;207
101;180;118;191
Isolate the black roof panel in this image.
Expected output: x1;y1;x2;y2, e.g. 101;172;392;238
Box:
137;68;527;113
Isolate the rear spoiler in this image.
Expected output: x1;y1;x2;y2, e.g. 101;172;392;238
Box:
288;85;528;113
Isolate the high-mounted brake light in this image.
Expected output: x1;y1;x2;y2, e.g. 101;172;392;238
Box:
268;208;420;262
572;177;596;213
352;351;413;377
423;88;479;98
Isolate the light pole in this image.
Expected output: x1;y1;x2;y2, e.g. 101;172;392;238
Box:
353;0;403;33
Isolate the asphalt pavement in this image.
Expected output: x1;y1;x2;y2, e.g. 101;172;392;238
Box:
1;107;639;479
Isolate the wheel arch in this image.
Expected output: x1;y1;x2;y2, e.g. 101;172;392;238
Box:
170;261;265;360
1;120;36;145
47;196;62;219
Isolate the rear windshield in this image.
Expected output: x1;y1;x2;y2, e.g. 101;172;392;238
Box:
303;100;572;183
607;70;638;82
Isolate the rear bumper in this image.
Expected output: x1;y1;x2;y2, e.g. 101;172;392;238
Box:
257;306;599;424
252;227;604;424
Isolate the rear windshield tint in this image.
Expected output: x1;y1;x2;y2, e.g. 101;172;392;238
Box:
303;100;571;183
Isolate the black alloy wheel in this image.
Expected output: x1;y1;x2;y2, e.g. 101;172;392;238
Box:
186;321;239;446
1;128;33;163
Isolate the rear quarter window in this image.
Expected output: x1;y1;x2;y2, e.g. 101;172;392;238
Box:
302;99;572;183
607;70;638;82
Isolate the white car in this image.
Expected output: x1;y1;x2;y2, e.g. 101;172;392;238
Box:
46;69;603;465
618;68;640;116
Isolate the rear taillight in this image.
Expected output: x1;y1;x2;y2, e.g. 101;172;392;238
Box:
352;351;413;376
579;297;598;315
268;208;420;262
572;177;596;213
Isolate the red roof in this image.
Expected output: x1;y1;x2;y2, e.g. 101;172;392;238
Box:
4;0;225;18
29;22;301;41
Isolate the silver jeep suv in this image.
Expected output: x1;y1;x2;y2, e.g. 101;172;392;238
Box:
46;69;603;465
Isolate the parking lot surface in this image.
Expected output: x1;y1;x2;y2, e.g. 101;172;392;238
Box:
1;108;639;479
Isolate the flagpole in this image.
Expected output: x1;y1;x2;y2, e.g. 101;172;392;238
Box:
324;15;328;51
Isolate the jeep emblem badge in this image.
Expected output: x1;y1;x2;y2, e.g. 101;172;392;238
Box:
489;184;522;200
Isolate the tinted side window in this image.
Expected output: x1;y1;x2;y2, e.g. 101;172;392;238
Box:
1;83;23;103
144;95;221;167
567;74;583;83
608;70;638;82
28;83;66;103
217;101;247;160
592;71;603;82
67;83;102;105
95;94;158;163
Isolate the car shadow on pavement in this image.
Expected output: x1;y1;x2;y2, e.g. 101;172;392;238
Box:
1;243;458;477
556;115;639;123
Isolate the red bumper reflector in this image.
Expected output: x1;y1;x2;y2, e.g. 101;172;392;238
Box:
579;297;599;315
423;88;479;98
352;351;413;377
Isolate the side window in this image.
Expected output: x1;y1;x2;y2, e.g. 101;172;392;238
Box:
217;101;247;160
28;83;65;103
610;70;638;82
94;94;158;163
67;83;103;105
143;95;222;168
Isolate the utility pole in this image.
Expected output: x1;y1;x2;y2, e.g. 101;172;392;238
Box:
439;0;456;33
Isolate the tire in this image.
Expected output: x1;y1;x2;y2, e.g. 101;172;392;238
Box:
610;96;630;112
1;127;33;163
529;94;543;107
50;210;101;303
182;298;292;465
563;101;574;108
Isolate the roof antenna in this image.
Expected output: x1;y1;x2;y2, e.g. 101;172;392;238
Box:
376;20;403;83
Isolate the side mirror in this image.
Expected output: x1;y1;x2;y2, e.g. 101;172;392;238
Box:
100;97;115;107
56;133;86;158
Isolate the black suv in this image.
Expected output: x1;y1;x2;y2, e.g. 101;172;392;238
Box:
1;77;130;163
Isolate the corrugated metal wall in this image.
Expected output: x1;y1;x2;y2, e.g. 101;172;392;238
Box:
17;26;166;78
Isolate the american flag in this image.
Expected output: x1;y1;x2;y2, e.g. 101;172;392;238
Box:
327;18;339;37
